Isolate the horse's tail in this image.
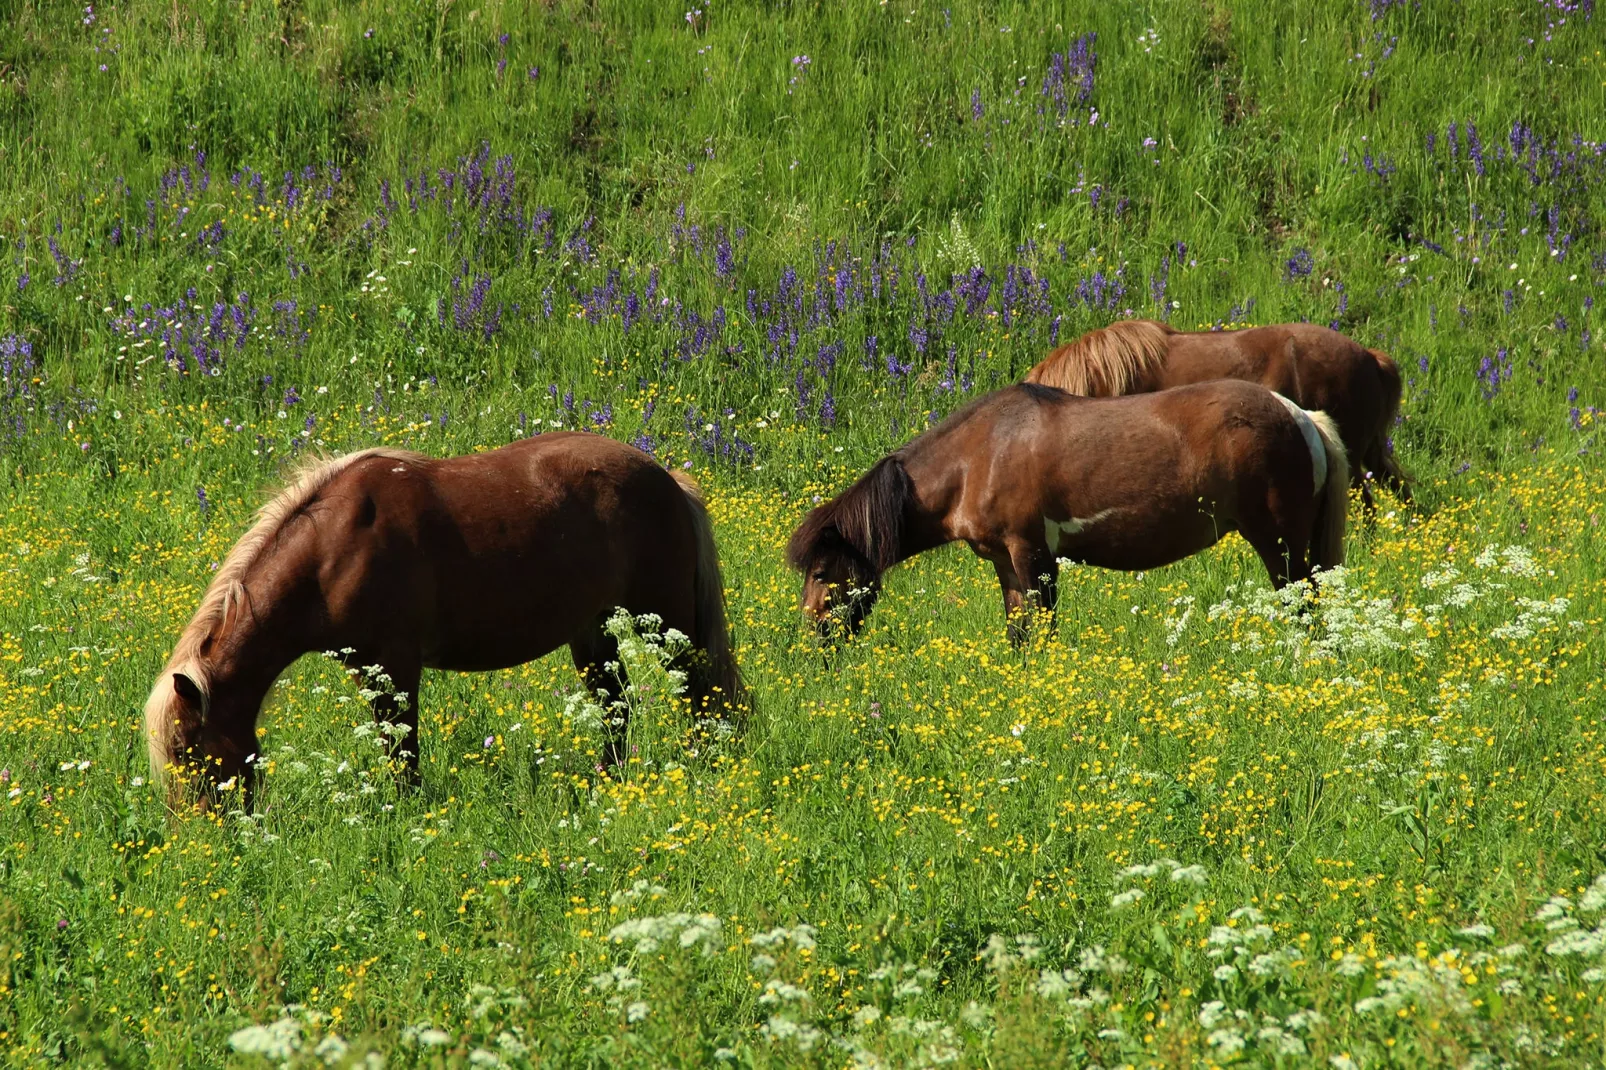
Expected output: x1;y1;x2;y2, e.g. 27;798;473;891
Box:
1366;347;1412;502
1307;409;1350;571
669;470;747;718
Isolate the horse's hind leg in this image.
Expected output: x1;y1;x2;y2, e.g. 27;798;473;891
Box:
569;619;630;768
1357;469;1378;518
1237;500;1311;591
1365;438;1412;506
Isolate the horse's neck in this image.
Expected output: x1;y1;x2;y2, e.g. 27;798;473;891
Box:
206;579;318;704
894;447;963;561
207;628;304;704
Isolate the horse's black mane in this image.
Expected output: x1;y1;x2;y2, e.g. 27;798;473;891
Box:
786;455;913;574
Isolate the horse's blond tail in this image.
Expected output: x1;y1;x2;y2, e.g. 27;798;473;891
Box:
669;471;747;718
1307;410;1349;570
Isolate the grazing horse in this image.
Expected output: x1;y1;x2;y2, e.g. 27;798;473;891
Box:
787;381;1348;644
144;433;744;805
1024;319;1407;508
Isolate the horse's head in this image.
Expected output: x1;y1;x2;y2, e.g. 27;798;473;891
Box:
786;456;911;642
144;664;258;810
796;536;882;640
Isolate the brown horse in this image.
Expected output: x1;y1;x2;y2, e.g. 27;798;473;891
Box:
787;381;1348;645
1024;320;1407;509
144;432;744;805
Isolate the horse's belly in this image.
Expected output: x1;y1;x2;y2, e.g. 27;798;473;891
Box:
419;567;613;671
1047;504;1227;571
422;628;575;673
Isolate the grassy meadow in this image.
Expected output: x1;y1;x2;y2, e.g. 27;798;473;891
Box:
5;0;1606;1064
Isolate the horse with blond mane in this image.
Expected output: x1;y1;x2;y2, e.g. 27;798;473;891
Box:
788;380;1348;645
1024;320;1408;509
144;433;744;806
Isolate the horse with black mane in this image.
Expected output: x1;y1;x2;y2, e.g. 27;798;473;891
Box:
144;433;744;807
1024;319;1407;509
787;381;1348;644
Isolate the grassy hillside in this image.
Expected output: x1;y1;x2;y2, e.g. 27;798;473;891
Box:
3;0;1606;1064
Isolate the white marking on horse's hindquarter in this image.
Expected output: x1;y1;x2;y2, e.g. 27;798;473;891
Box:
1270;393;1328;497
391;466;407;473
1044;508;1118;554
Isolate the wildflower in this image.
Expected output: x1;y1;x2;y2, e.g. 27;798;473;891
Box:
230;1018;302;1060
1110;888;1145;909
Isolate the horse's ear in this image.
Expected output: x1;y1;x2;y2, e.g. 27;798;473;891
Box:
172;672;204;708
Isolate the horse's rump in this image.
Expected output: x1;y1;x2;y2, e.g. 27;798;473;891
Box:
669;470;746;714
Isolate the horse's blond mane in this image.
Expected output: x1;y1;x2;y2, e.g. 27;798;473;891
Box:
1025;319;1175;396
143;447;424;780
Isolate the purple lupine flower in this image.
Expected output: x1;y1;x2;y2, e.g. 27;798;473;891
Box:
1041;53;1068;119
971;88;984;120
908;319;929;355
714;231;735;278
1466;120;1485;176
1284;248;1315;281
1067;32;1097;102
1149;256;1171;315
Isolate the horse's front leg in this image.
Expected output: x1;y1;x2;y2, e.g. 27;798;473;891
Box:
992;543;1058;648
1009;541;1060;642
992;559;1030;648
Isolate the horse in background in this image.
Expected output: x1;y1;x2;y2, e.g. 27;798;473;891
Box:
1024;319;1407;509
144;433;744;807
788;381;1348;645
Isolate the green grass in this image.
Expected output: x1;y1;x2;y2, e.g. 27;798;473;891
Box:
3;0;1606;1065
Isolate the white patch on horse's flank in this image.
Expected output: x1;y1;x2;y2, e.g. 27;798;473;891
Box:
1044;508;1118;554
1270;393;1327;498
391;465;407;473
